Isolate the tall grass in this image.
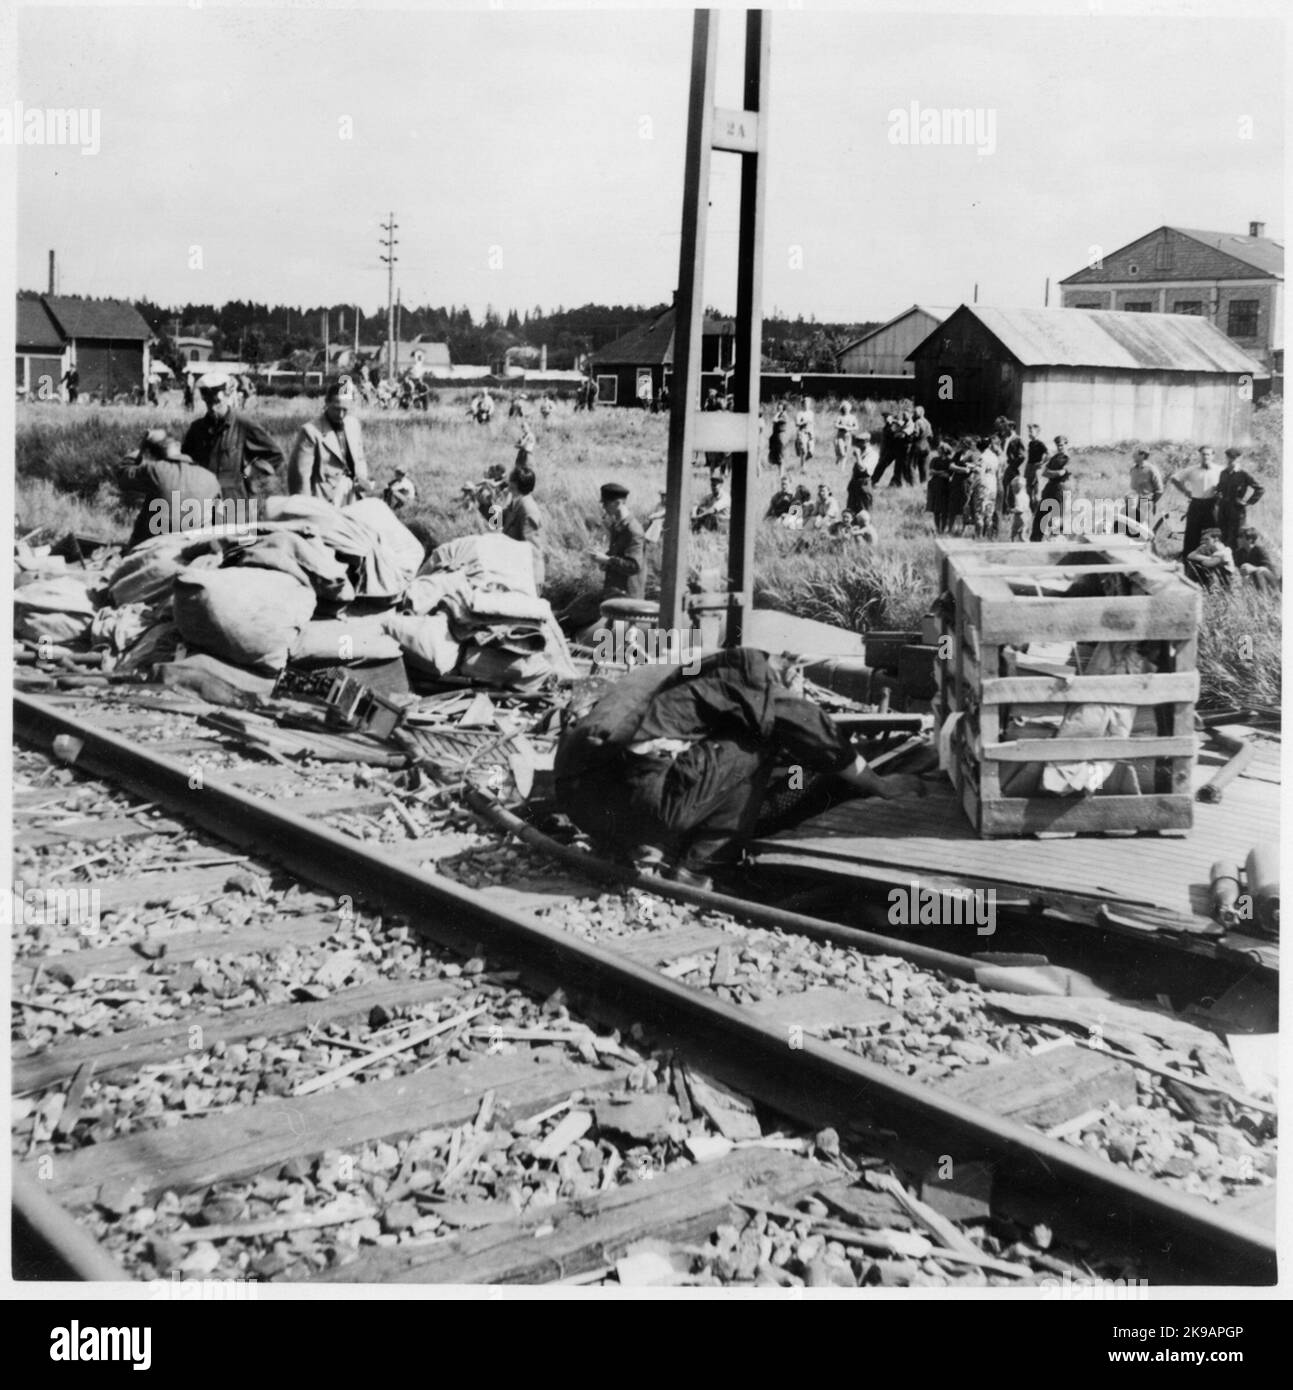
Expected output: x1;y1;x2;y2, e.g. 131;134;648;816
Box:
14;394;1281;708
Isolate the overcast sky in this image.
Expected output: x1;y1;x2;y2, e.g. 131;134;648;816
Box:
10;1;1285;323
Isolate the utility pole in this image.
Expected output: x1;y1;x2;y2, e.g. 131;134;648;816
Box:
1044;276;1050;307
354;305;360;355
380;213;399;383
660;9;770;648
323;311;329;369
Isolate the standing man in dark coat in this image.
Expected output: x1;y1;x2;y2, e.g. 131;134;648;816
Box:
1213;446;1264;551
182;371;284;502
1023;423;1048;513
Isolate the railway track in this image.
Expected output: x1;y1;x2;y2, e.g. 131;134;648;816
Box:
11;690;1278;1287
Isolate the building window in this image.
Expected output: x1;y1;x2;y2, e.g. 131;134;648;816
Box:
1127;262;1139;275
189;349;200;362
1227;300;1259;338
1173;301;1203;315
1072;298;1105;310
1124;302;1152;313
1154;241;1174;271
596;374;618;405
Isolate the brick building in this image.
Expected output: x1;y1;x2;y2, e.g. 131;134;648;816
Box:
1059;223;1283;383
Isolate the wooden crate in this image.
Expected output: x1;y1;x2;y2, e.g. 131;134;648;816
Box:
933;540;1200;838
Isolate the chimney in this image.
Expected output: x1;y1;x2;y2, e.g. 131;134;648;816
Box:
1249;221;1265;238
48;250;55;295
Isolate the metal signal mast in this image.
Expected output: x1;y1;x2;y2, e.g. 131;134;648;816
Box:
380;213;399;382
659;9;770;649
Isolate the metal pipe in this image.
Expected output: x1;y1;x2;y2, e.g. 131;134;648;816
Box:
13;693;1276;1281
465;787;984;980
1198;729;1255;803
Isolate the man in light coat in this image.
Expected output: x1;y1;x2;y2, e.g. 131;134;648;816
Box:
288;377;370;507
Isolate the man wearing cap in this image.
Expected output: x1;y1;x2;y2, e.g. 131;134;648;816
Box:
557;482;646;633
288;377;370;507
1214;446;1264;551
1168;445;1221;561
182;371;284;502
1125;448;1164;537
116;429;223;549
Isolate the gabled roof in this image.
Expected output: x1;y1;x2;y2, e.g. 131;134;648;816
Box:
42;294;151;341
16;296;65;351
908;304;1267;375
376;339;452;367
1172;228;1283;278
1060;226;1283;284
837;304;954;356
592;308;735;366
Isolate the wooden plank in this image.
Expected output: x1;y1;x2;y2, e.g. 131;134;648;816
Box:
743;609;865;659
280;790;395;819
37;1055;616;1209
312;1148;846;1285
980;673;1200;706
977;593;1199;645
14;977;461;1093
746;987;898;1037
693;409;754;455
756;773;1277;919
977;793;1194;836
15;816;184;850
13;914;341;991
617;925;738;966
935;1047;1138;1130
78;865;248;915
152;737;236;758
977;994;1225;1054
983;735;1196;762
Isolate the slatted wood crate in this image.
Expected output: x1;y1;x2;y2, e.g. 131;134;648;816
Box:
933;539;1200;837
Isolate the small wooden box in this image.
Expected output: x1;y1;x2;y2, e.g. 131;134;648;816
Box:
933;540;1200;838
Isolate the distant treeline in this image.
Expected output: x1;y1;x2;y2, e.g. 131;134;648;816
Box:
19;288;876;373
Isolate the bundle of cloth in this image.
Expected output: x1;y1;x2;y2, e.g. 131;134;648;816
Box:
102;498;425;678
382;533;576;691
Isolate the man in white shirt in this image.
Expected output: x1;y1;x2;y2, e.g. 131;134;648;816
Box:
1169;445;1221;559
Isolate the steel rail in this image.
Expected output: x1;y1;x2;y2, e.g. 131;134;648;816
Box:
12;693;1277;1283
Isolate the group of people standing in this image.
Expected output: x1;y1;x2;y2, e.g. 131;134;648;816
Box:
923;419;1059;541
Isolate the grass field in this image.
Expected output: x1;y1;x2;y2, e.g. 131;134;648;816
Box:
14;392;1282;708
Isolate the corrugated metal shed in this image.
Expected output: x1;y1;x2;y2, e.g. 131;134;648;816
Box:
16;297;64;350
42;294;151;341
916;304;1267;375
